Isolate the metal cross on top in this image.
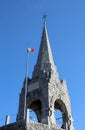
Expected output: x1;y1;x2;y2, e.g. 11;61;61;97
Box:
42;14;47;24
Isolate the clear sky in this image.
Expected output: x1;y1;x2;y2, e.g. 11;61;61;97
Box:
0;0;85;129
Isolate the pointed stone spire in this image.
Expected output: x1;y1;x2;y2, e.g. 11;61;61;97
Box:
37;22;55;66
32;21;58;79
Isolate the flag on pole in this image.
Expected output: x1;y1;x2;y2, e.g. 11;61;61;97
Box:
27;48;34;52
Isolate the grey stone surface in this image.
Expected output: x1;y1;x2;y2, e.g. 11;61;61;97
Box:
0;22;75;130
32;23;58;79
0;120;64;130
16;23;74;130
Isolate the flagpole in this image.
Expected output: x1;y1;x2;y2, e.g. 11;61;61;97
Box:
24;44;29;123
23;45;34;123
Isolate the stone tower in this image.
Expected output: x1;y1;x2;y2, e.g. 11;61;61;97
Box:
0;21;74;130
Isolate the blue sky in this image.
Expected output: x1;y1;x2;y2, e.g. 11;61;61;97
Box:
0;0;85;129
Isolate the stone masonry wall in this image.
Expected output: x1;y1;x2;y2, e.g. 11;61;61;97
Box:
0;120;64;130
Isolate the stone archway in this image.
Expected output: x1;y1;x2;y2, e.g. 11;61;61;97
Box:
54;99;68;129
27;99;42;122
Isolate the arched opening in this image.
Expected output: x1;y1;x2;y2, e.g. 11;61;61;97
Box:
54;110;63;126
28;109;38;122
54;99;68;129
27;99;42;123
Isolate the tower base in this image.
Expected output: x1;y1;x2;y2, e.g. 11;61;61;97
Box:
0;120;65;130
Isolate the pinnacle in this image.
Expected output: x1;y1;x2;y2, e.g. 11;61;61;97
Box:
37;22;55;66
32;23;58;79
